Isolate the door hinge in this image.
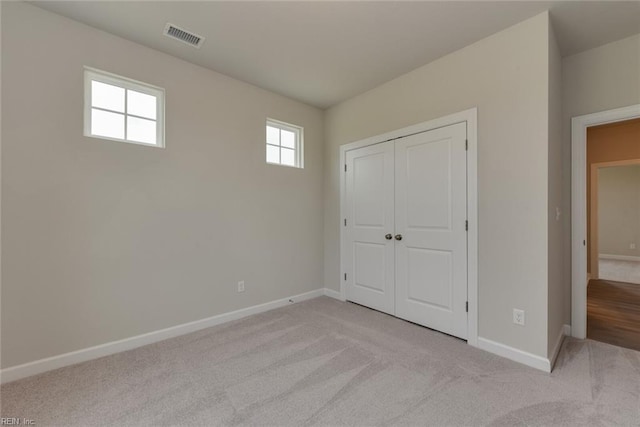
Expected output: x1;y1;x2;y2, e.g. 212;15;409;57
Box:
344;218;347;226
465;220;468;231
466;301;469;312
465;139;468;151
344;164;347;172
344;273;347;281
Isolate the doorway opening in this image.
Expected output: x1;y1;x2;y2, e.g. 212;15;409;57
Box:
592;162;640;285
572;111;640;350
589;160;640;350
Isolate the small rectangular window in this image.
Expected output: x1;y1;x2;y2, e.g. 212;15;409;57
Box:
266;119;303;168
84;67;165;147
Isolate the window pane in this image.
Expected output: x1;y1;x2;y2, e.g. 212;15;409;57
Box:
267;126;280;146
127;116;157;145
92;80;125;112
281;130;295;149
91;108;124;139
281;148;295;166
127;90;157;119
266;145;280;164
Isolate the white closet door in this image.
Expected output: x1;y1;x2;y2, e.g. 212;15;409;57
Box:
394;123;468;339
345;141;395;315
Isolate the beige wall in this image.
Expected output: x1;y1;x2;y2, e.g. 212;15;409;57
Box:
1;2;325;368
324;13;552;357
598;165;640;258
562;33;640;323
547;23;564;358
7;1;636;370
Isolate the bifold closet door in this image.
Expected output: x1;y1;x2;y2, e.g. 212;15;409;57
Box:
344;141;395;315
394;122;468;339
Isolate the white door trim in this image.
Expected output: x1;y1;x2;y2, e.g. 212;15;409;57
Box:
339;108;478;347
570;104;640;339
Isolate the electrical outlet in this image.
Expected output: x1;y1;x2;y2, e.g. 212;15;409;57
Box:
237;281;245;293
630;243;636;250
513;309;525;326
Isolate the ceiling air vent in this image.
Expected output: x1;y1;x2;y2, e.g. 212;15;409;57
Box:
163;23;205;48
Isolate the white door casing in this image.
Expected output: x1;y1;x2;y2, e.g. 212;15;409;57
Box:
394;123;468;339
339;108;478;346
571;104;640;339
344;123;467;339
344;141;395;314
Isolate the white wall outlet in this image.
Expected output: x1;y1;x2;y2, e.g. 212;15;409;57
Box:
237;281;245;293
513;309;525;326
630;243;636;250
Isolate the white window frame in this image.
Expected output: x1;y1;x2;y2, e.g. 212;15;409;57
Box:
84;67;165;148
266;118;304;168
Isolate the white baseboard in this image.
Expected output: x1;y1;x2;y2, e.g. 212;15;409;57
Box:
478;324;572;373
0;288;326;384
477;337;551;372
324;287;344;301
549;324;570;371
599;254;640;262
0;289;572;383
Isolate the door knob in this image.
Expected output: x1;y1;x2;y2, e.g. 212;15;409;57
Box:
385;234;393;240
395;234;403;241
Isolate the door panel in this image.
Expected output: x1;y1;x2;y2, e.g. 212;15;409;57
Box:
354;242;387;293
407;248;452;309
345;142;395;314
353;153;387;227
405;141;452;229
395;123;468;339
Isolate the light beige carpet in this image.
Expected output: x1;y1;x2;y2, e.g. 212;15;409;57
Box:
2;296;640;426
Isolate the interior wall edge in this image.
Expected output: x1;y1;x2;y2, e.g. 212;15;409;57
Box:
549;323;568;371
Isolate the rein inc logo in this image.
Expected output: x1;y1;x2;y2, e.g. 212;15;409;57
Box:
1;419;35;425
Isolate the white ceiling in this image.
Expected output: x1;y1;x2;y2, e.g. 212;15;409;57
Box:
31;1;640;109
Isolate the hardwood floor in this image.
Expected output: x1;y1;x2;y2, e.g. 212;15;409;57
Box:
587;279;640;351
